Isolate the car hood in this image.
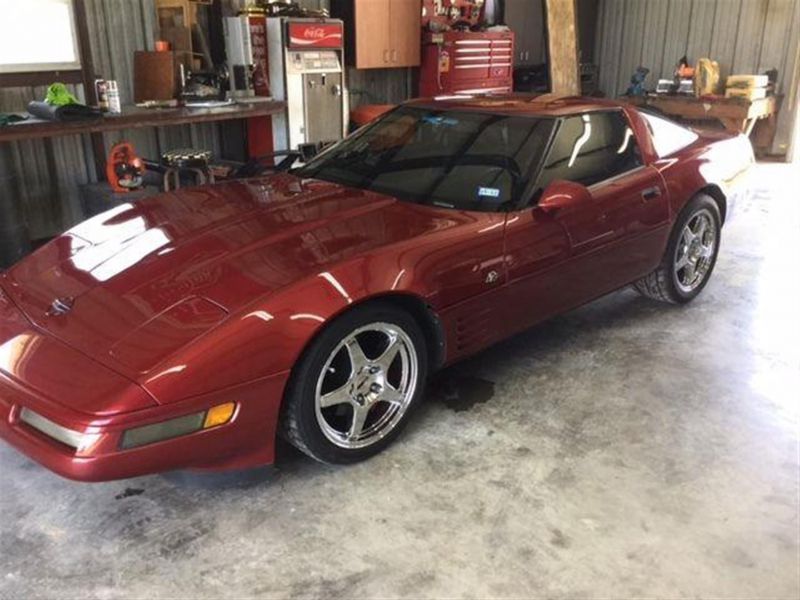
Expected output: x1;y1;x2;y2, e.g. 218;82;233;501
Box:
2;174;458;376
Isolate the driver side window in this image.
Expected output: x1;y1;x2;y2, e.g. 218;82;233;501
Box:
535;111;643;192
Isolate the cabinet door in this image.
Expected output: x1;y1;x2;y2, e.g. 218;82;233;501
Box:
504;0;527;64
389;0;421;67
355;0;392;68
505;0;543;65
525;0;545;64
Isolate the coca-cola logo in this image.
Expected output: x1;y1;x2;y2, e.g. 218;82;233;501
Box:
288;23;342;47
303;27;326;39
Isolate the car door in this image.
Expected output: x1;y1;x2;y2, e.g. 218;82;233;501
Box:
582;162;670;292
503;110;669;332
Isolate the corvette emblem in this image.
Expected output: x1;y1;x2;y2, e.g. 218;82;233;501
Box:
485;270;500;284
47;297;74;316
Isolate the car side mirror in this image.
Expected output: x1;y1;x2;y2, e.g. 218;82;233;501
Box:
535;180;591;215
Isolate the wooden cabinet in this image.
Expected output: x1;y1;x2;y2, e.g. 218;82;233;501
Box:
353;0;392;68
334;0;421;69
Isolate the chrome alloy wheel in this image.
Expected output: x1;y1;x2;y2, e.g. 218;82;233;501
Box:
674;208;717;294
315;323;419;449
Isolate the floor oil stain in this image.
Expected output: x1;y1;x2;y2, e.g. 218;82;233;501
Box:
431;374;495;412
550;528;571;549
115;487;145;500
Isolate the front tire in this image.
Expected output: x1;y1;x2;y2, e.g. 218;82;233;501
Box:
635;193;721;304
281;302;428;464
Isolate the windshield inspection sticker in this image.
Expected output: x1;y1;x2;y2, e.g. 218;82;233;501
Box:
478;187;500;199
421;115;458;127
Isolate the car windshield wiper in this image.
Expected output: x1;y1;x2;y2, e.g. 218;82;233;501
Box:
301;145;375;178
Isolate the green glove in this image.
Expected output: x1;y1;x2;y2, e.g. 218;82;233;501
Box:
45;83;79;106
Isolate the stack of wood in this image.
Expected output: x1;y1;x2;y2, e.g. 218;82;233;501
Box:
725;75;770;100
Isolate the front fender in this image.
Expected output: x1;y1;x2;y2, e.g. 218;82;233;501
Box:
140;208;504;403
141;259;433;402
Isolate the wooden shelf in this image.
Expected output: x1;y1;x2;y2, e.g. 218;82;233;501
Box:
0;101;286;143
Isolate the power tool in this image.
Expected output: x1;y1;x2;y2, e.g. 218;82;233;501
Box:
106;142;145;193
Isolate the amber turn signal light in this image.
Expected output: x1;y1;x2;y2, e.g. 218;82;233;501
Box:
121;402;238;449
203;402;236;429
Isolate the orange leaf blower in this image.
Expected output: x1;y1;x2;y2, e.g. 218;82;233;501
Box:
106;142;145;193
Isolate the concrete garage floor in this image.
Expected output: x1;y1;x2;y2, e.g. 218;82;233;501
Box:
1;163;799;599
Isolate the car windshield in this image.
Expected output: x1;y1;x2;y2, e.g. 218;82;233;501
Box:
296;105;556;212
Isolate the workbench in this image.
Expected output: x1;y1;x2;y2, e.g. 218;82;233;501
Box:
626;94;779;154
0;100;285;267
0;101;285;143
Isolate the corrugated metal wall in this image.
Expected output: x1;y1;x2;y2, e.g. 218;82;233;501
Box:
594;0;800;156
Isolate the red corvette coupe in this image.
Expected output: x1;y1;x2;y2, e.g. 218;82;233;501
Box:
0;95;752;481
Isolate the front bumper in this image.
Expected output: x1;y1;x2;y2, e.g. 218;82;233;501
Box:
0;370;288;481
1;281;288;481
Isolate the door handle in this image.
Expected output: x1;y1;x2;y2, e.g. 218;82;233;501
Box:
384;49;390;63
641;186;661;201
391;49;398;63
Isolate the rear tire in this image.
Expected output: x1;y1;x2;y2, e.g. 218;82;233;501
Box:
635;193;721;304
281;302;428;464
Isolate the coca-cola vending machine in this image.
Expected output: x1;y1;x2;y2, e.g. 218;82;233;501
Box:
266;18;348;152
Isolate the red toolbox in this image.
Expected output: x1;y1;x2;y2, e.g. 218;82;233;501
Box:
419;30;514;97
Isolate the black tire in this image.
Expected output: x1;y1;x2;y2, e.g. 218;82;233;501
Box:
634;193;722;304
280;302;429;464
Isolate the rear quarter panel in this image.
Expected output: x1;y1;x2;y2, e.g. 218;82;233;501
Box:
652;130;754;224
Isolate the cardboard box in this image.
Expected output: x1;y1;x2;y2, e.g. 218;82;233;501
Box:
726;74;769;89
725;86;768;100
